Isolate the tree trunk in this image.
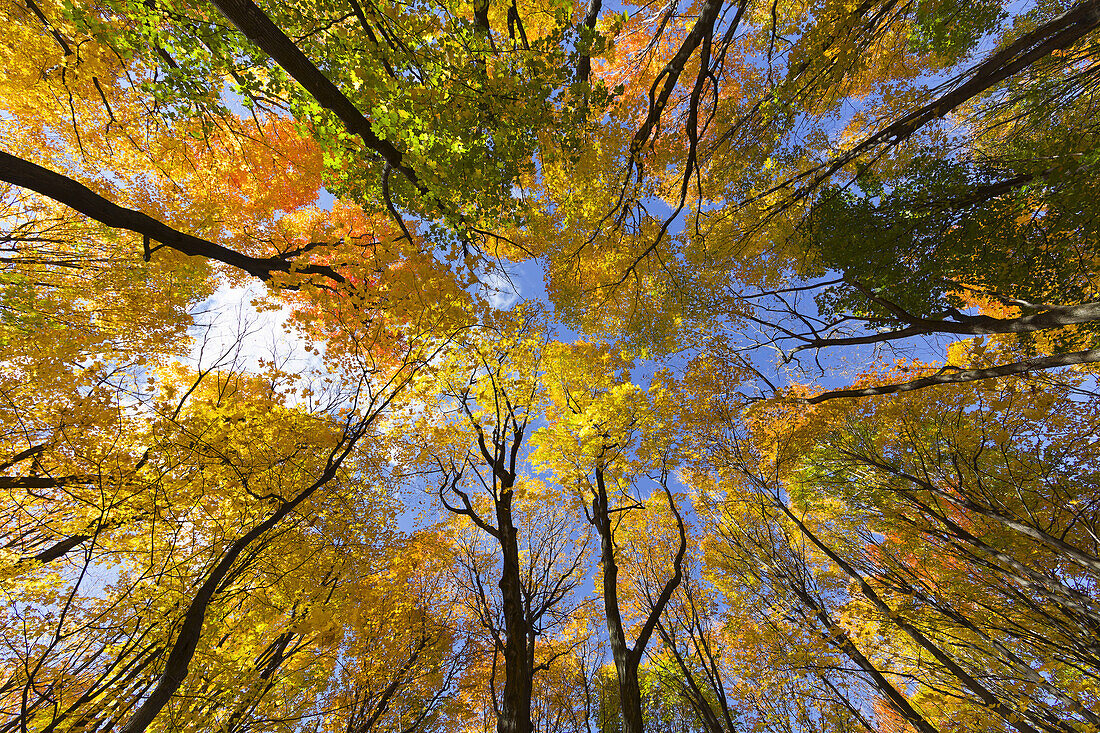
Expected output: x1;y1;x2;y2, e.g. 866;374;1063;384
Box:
593;469;645;733
496;492;533;733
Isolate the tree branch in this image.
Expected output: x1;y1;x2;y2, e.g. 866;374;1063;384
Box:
0;151;344;283
207;0;423;193
791;349;1100;404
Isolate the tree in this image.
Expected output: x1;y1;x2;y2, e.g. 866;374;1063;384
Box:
517;0;1100;393
693;361;1100;733
320;531;475;733
4;0;1100;730
533;344;688;733
408;310;591;733
2;353;381;732
1;22;469;726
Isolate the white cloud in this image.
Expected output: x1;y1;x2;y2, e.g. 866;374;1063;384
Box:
479;264;523;311
188;279;321;377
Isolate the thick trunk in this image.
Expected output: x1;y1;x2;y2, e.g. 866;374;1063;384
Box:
496;494;533;733
613;660;644;733
575;0;601;83
590;467;687;733
601;543;644;733
593;471;645;733
451;418;537;733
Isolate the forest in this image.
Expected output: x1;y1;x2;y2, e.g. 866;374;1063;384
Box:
0;0;1098;730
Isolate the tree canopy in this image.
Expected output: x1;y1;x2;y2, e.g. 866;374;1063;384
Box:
2;0;1099;731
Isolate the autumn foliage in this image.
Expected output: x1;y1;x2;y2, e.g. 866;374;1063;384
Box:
1;0;1099;731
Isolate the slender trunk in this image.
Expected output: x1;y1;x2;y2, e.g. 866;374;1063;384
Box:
784;572;942;733
655;621;728;733
851;451;1100;577
207;0;419;190
890;485;1100;626
723;500;941;733
118;427;370;733
778;500;1057;733
600;534;644;733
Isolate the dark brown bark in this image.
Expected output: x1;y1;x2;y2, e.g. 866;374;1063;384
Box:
0;443;47;472
793;348;1100;403
440;401;535;733
22;0;72;55
29;533;92;563
793;299;1100;352
117;423;370;733
0;151;343;283
576;0;602;84
206;0;422;192
593;467;642;733
630;0;724;158
0;474;94;489
590;466;686;733
495;489;533;733
478;419;534;733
